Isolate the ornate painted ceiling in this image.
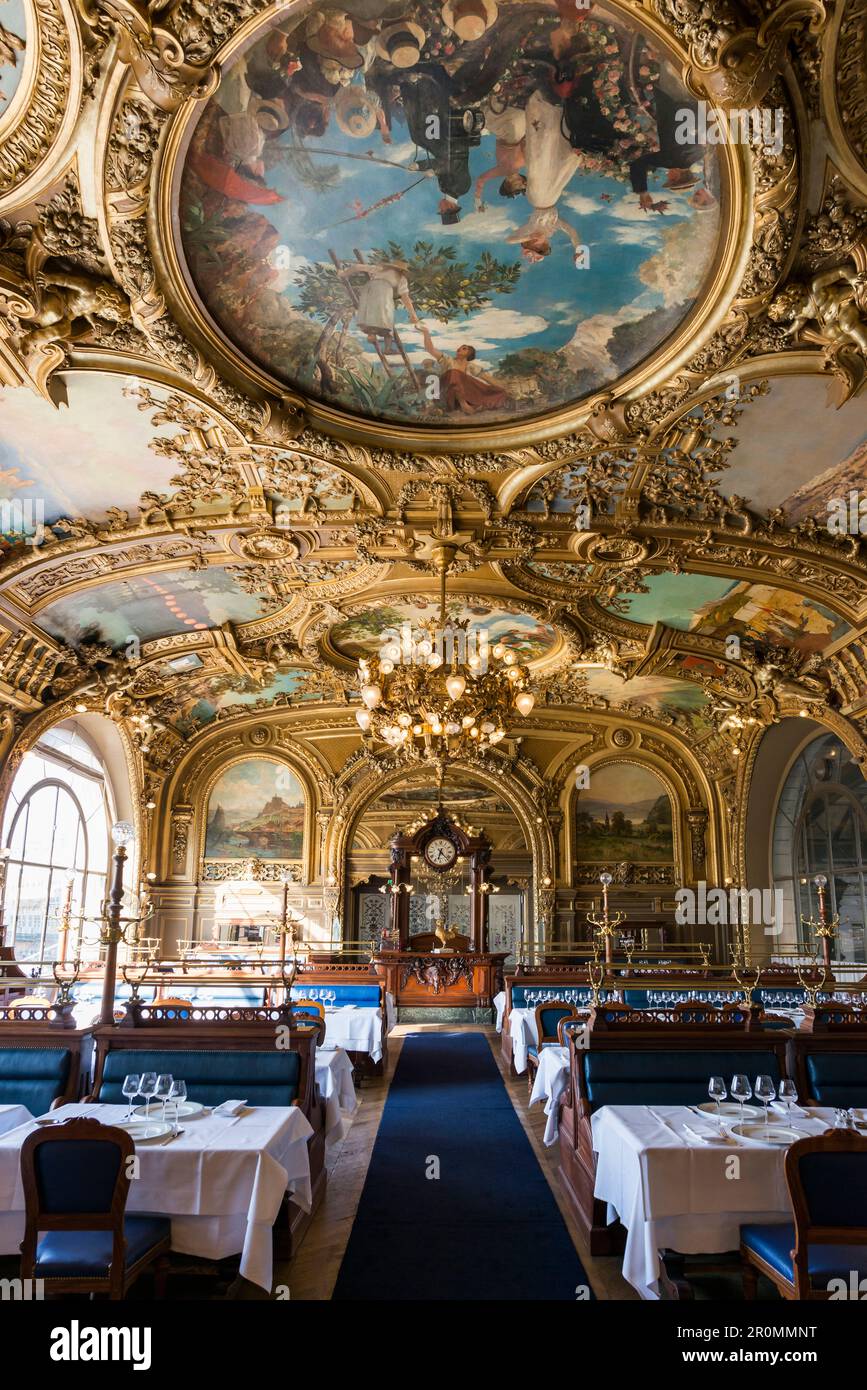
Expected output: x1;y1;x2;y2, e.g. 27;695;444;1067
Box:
1;0;867;870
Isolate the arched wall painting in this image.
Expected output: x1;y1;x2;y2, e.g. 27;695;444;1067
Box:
205;759;305;860
178;2;723;427
576;762;673;863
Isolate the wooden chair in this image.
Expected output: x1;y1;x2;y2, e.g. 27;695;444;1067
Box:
527;1002;579;1087
20;1115;171;1299
741;1130;867;1300
292;999;326;1045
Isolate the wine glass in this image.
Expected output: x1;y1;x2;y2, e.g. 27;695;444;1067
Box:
755;1074;776;1125
155;1074;173;1124
168;1079;186;1134
779;1079;798;1118
121;1073;140;1122
708;1075;727;1120
731;1074;752;1126
139;1072;157;1120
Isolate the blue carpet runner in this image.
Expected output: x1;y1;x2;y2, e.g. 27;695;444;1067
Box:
332;1032;593;1300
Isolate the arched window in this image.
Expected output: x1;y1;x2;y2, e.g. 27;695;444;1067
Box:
772;732;867;960
1;725;112;962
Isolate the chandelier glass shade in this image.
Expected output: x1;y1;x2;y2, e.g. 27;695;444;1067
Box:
354;618;536;763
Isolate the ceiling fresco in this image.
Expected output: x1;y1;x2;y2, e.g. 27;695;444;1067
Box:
328;600;560;663
0;0;866;862
33;565;275;650
714;374;867;523
0;374;192;535
177;1;723;428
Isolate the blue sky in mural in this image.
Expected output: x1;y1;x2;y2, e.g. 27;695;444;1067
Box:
609;572;736;629
0;0;26;109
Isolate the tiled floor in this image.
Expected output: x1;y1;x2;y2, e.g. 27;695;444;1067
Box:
281;1023;638;1301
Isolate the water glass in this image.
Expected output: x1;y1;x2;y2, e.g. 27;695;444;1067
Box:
778;1079;798;1117
155;1074;173;1123
755;1074;776;1124
708;1075;727;1119
168;1078;186;1133
139;1072;157;1120
731;1073;752;1124
121;1073;140;1122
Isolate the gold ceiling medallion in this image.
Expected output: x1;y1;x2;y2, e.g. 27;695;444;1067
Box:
151;0;748;452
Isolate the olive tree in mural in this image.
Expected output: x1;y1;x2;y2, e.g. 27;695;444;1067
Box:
205;759;305;860
576;763;673;862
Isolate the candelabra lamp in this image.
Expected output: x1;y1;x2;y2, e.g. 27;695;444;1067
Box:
97;822;154;1025
801;873;839;970
586;872;626;965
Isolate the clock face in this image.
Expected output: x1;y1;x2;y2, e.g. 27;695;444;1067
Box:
425;837;457;869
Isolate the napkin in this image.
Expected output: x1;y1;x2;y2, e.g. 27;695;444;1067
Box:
212;1099;247;1116
682;1122;734;1146
770;1101;807;1118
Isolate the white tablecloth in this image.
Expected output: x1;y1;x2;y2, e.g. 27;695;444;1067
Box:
0;1102;313;1292
592;1104;836;1300
528;1045;570;1146
323;1006;384;1063
315;1048;358;1150
493;991;507;1032
508;1008;538;1074
0;1105;33;1138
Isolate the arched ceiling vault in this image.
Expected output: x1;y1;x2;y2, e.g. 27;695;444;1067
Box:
0;0;866;870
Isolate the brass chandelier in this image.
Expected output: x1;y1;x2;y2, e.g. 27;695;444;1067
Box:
354;544;536;764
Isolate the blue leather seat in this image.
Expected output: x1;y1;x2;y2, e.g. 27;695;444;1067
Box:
291;985;381;1006
582;1049;782;1111
740;1223;867;1287
35;1217;170;1278
21;1119;171;1298
805;1052;867;1106
97;1049;300;1107
0;1047;71;1113
741;1141;867;1298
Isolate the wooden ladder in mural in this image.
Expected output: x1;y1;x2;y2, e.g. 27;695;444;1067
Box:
329;248;421;391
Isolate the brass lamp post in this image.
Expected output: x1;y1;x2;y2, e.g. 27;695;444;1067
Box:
586;872;626;965
801;872;839;970
99;821;135;1026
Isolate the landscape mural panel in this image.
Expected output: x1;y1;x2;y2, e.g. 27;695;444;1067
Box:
205;758;305;860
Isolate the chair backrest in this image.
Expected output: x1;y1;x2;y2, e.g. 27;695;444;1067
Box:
96;1048;301;1107
558;1015;589;1045
0;1046;72;1113
292;999;325;1022
803;1050;867;1107
535;1002;578;1046
785;1132;867;1295
21;1116;132;1245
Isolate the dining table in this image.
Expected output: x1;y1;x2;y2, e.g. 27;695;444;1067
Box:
0;1101;313;1292
322;1005;385;1063
591;1103;842;1300
315;1046;359;1149
0;1104;33;1138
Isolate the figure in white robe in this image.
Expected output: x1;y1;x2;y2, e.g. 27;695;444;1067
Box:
338;261;418;348
503;90;583;264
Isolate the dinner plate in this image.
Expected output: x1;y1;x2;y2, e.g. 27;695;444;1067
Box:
696;1101;762;1120
113;1119;172;1143
728;1121;803;1146
133;1101;204;1119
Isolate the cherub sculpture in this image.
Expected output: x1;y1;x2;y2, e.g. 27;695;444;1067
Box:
768;262;867;397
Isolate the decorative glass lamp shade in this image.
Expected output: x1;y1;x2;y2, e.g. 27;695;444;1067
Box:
111;820;135;848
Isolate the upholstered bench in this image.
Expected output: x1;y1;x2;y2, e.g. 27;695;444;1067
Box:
578;1047;784;1112
798;1049;867;1107
0;1046;73;1113
290;984;382;1007
94;1049;302;1108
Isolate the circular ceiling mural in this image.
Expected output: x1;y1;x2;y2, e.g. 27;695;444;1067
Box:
177;1;724;429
